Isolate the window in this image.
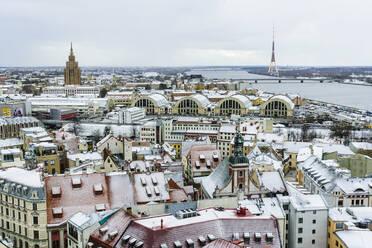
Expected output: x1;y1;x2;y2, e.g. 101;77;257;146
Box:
34;230;39;240
298;238;303;244
239;171;244;178
298;228;303;233
24;214;27;222
298;218;303;224
33;203;37;210
33;216;38;225
25;228;27;237
336;223;344;229
6;222;9;230
50;160;55;165
313;210;316;214
336;240;339;246
312;229;316;234
312;240;315;244
312;219;316;224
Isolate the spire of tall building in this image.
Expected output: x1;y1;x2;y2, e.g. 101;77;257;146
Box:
64;43;81;85
268;25;279;76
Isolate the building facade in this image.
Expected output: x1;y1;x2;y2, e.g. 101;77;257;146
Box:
64;44;81;86
0;168;48;248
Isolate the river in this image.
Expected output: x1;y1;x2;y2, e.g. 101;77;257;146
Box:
186;69;372;111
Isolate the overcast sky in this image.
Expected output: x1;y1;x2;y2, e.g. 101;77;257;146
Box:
1;0;371;67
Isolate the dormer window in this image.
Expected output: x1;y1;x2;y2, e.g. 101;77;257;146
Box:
199;154;205;162
95;204;106;212
22;186;28;195
52;186;61;198
52;207;63;218
71;177;82;188
266;233;273;243
212;152;219;162
206;160;211;168
151;175;158;185
93;184;103;194
195;161;200;169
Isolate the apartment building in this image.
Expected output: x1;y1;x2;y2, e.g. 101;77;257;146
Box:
298;155;372;208
183;144;221;184
0;167;48;248
163;117;220;158
0;149;25;168
139;120;162;144
118;107;145;124
285;194;328;248
217;125;236;159
0;117;39;139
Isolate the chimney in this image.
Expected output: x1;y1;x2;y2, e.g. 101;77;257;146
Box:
160;219;163;229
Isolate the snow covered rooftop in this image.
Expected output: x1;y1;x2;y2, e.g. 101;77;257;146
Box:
290;194;327;211
147;94;168;107
0;167;43;188
219;125;237;134
269;95;295;109
0;138;23;149
335;230;372;248
67;152;103;162
230;94;252;108
351;142;372;151
189;94;211;108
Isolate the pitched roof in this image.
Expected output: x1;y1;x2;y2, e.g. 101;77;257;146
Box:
88;209;133;248
45;172;134;225
114;208;281;248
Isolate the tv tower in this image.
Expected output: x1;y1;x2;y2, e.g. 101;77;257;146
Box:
268;25;279;76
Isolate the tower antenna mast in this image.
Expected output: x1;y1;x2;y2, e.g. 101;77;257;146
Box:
268;24;279;76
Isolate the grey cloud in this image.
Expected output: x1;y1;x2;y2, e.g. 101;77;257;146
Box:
0;0;371;66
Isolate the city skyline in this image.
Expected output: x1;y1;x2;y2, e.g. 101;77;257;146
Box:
1;0;372;67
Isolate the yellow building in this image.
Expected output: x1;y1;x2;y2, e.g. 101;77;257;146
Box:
0;167;48;248
107;91;135;109
328;207;372;248
0;117;39;140
31;143;63;175
64;44;81;86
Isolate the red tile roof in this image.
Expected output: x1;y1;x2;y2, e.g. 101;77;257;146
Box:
114;208;281;248
133;172;170;204
45;172;134;226
88;209;133;248
188;144;221;172
204;239;240;248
